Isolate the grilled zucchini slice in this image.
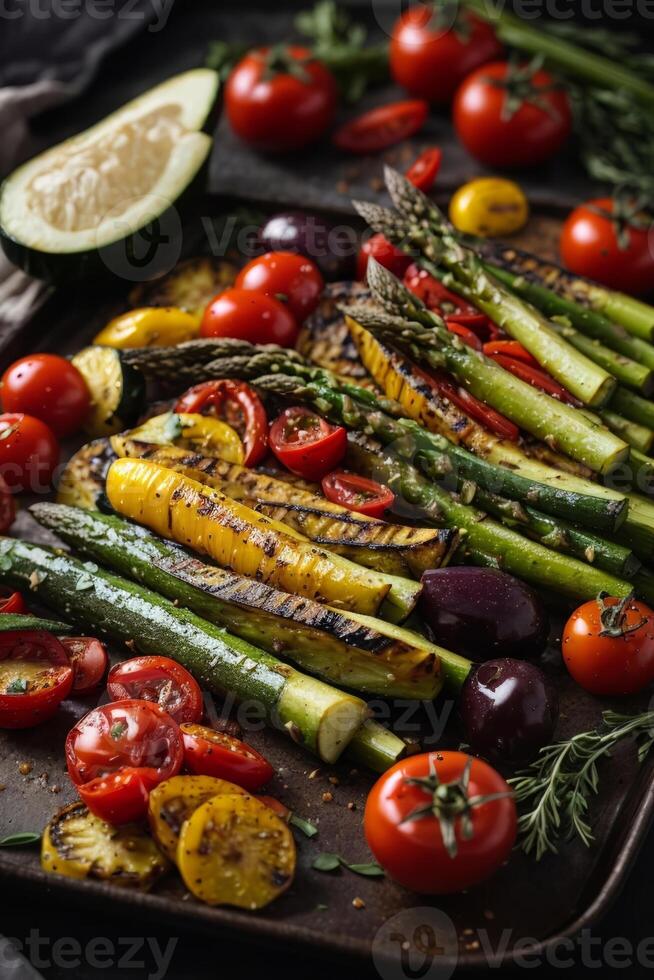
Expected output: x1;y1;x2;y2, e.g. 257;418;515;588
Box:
149;775;246;862
297;281;372;376
177;793;295;909
111;439;458;577
121;412;243;463
56;438;117;509
106;457;398;618
41;801;168;888
129;257;238;317
72;346;145;437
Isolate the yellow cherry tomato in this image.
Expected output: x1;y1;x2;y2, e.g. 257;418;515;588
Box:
449;177;529;237
94;307;201;348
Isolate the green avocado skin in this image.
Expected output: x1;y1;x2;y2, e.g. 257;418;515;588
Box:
0;76;220;287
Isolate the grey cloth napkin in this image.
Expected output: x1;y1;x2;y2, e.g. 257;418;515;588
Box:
0;4;155;329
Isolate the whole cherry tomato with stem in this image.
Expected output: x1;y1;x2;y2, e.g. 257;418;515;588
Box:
365;751;516;894
390;5;502;105
453;61;572;169
107;656;203;725
269;406;347;479
180;723;273;791
66;699;183;787
0;413;59;493
236;251;323;323
562;593;654;695
226;46;337;153
560;197;654;296
201;288;298;348
78;767;153;825
1;354;90;438
175;380;268;467
0;630;73;729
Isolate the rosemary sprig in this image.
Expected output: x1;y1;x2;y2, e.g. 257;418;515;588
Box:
510;709;654;860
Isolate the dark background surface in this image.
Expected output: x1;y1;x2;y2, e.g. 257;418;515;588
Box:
2;2;654;978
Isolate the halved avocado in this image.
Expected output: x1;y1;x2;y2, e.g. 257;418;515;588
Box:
0;69;219;284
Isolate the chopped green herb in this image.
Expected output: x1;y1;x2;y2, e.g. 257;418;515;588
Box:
6;678;28;694
312;852;384;877
0;832;41;847
110;721;127;740
290;814;318;838
312;852;341;872
75;574;94;591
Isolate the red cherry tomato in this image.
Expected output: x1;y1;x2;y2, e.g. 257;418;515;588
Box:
107;656;203;725
0;589;26;615
365;751;516;894
562;594;654;695
236;251;324;323
0;479;15;534
78;767;153;825
405;147;442;192
61;637;109;693
1;354;90;438
357;234;412;282
66;699;183;787
390;5;502;104
269;406;347;479
560;198;654;296
226;46;337;153
0;630;73;729
180;722;273;791
0;413;59;493
453;61;572;168
321;471;395;519
175;380;268;467
200;288;298;348
333;100;429;155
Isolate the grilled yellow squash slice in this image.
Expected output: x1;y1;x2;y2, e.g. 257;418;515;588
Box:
149;775;246;861
110;438;458;577
106;457;414;618
124;412;244;463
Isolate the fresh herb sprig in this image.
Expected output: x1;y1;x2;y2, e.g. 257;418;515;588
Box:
510;709;654;860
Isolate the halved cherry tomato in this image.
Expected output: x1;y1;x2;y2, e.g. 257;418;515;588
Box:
0;630;73;729
563;594;654;695
61;637;108;694
78;767;153;825
175;380;268;467
236;251;324;323
107;656;203;725
333;100;429;154
66;699;183;787
0;589;26;615
430;373;520;442
269;406;347;479
364;751;516;894
444;320;483;351
200;288;299;349
357;233;412;282
489;353;578;405
321;471;395;519
1;354;90;438
405;147;442;192
180;723;274;791
0;413;59;494
483;340;539;366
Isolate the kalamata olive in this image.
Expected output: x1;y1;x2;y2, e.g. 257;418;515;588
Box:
258;211;356;281
419;567;549;661
460;658;559;766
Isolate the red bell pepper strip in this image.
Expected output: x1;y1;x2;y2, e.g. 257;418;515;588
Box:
483;340;539;366
175;380;268;466
489;354;580;405
429;372;520;442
